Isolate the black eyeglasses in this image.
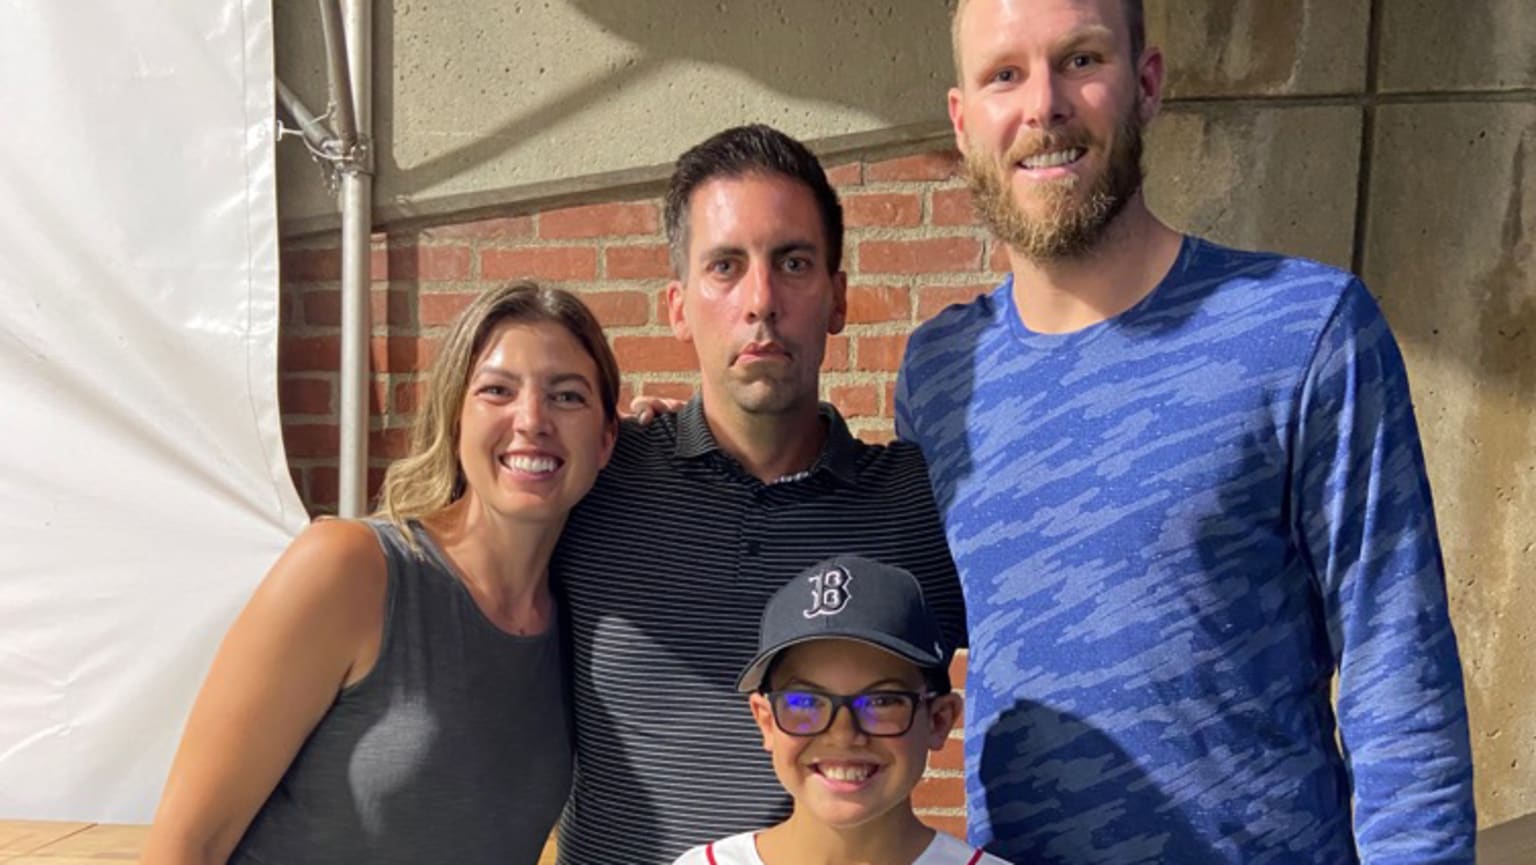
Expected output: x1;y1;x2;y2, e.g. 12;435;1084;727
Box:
765;689;935;737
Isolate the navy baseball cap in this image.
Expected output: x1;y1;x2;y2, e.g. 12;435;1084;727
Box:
736;555;952;694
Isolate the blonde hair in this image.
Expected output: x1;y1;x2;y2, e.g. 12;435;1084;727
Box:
950;0;1145;84
373;281;620;533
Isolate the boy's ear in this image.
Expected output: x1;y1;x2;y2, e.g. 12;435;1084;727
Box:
749;692;776;752
925;692;963;750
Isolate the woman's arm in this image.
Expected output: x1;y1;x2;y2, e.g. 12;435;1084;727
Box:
140;519;388;865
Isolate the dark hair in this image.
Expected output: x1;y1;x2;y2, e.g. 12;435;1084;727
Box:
663;124;845;278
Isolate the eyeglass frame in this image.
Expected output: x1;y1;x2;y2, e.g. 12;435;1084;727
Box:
761;687;940;738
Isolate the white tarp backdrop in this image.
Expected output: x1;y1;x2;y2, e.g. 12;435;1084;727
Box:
0;0;306;821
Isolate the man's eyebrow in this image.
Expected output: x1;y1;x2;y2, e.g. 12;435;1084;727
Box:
772;241;820;259
697;243;746;262
1056;25;1117;51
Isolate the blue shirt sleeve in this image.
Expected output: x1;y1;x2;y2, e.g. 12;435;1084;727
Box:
1291;279;1476;864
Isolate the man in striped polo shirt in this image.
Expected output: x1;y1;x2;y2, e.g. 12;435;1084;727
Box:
553;124;966;865
896;1;1476;863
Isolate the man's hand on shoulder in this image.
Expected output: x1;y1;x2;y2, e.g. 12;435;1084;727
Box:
626;395;686;426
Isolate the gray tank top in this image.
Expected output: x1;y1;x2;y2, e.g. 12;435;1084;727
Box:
230;519;571;865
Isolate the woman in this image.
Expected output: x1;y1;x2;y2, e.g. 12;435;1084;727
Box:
142;282;619;865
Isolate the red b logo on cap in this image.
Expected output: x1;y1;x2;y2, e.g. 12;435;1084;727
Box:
803;566;852;618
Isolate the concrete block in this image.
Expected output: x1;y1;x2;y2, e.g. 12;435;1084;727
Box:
275;0;956;229
1379;0;1536;92
1146;0;1370;98
1362;102;1536;826
1144;105;1362;269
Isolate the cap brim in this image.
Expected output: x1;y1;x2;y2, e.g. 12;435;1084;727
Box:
735;631;945;693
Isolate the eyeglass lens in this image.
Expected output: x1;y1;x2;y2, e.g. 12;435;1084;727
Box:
771;690;919;737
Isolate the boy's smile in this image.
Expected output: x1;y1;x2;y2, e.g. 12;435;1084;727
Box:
749;639;960;832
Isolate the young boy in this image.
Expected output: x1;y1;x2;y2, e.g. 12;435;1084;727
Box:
673;555;1010;865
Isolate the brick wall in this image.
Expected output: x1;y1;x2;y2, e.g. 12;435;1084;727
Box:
277;144;999;831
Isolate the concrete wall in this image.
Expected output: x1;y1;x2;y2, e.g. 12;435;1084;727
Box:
1138;0;1536;825
274;0;1536;828
274;0;957;233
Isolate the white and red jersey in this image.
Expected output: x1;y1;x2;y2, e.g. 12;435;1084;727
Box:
671;830;1012;865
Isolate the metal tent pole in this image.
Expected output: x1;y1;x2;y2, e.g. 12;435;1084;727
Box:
323;0;373;517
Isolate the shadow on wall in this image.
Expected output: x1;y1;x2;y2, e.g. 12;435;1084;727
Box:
365;0;953;196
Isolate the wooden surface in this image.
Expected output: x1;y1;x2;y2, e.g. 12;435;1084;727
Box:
0;816;1528;863
0;822;557;864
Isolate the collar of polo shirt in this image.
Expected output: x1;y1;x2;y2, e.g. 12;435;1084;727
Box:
671;396;862;486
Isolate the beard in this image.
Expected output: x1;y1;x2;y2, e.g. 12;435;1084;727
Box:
963;109;1145;262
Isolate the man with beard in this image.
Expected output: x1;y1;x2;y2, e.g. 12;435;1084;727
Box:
553;124;966;865
895;1;1476;864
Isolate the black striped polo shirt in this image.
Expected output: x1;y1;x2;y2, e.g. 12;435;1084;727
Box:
553;398;966;865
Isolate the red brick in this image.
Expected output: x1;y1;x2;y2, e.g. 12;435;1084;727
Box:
918;283;996;319
821;335;851;371
606;244;674;280
884;381;897;418
859;238;982;274
369;427;413;460
303;288;412;328
932;187;979;226
642;381;697;402
911;776;966;810
283;423;338;458
617;380;636;411
280;377;333;415
581;290;651;327
418;292;478;327
369;336;440;373
843;192;922;228
280;290;301;326
918;815;968;838
855;424;896;445
306;465;339;509
281;247;339;282
369;245;389;281
612;336;697;372
846;284;911;323
421;215;533;241
539;202;659;240
367;466;388;504
949;650;968;691
988;242;1012;273
393;379;425;415
825;162;863;187
856;334;909;372
387;244;471;281
482;247;599;281
829;384;879;418
866;151;961;182
931;734;965;772
369;377;388;416
284;245;388;282
281;335;341;373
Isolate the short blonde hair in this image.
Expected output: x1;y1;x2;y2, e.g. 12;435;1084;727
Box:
951;0;1146;85
374;281;619;533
